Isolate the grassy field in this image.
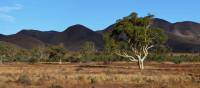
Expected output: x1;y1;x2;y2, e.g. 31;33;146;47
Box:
0;62;199;88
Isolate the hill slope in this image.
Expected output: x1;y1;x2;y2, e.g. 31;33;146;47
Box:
0;19;200;52
50;24;104;50
102;18;200;52
0;24;104;50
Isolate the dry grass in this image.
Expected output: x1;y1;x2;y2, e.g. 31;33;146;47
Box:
0;62;199;88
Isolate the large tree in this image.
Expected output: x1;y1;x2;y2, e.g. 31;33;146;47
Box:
112;12;167;70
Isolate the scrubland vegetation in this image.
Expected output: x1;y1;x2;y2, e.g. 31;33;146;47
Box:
0;12;200;88
0;12;199;65
0;42;200;65
0;32;199;88
0;63;199;88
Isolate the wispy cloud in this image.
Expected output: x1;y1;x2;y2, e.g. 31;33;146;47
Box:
0;4;23;22
0;13;15;22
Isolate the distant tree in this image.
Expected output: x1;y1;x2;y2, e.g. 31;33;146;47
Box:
80;41;96;62
15;49;30;62
81;41;96;55
29;49;39;64
0;43;6;64
29;47;47;64
112;12;167;70
47;44;67;64
103;33;118;54
0;43;19;63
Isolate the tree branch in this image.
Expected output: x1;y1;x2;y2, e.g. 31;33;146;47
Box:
115;51;138;62
141;45;154;61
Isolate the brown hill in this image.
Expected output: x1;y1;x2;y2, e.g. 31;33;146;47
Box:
17;30;58;43
102;18;200;52
0;34;5;38
0;19;200;52
0;34;45;49
0;24;104;50
50;24;104;50
153;19;200;52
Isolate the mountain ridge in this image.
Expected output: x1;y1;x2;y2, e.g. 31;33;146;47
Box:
0;19;200;52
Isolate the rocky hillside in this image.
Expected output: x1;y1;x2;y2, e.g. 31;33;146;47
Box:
0;19;200;52
0;24;103;50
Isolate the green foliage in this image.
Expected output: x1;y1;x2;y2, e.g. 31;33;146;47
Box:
0;43;15;62
80;42;97;62
78;53;126;63
28;57;38;64
148;54;166;63
112;12;167;51
28;48;40;64
148;53;200;64
103;33;119;54
30;47;48;62
1;37;200;64
0;42;30;62
81;41;96;55
90;77;97;84
14;49;30;62
47;44;67;62
65;53;82;63
17;74;31;85
67;56;81;63
172;57;182;64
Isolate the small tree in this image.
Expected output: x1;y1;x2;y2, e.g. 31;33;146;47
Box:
80;41;96;62
103;33;118;54
47;44;66;64
29;47;47;64
81;41;96;55
0;43;6;64
112;12;167;70
0;42;19;63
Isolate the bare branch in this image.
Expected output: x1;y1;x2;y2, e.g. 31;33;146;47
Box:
141;45;154;61
115;51;138;62
147;45;154;50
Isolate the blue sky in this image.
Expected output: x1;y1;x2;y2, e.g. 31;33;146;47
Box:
0;0;200;35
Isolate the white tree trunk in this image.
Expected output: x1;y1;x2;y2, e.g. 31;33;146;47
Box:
138;60;141;69
59;59;62;64
116;45;153;70
0;56;2;64
138;58;144;70
140;60;144;70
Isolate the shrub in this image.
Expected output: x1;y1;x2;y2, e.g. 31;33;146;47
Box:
67;56;81;63
17;74;31;85
148;54;166;63
46;44;67;63
90;77;97;84
28;57;38;64
172;56;182;64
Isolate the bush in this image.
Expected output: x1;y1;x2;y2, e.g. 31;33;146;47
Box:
28;57;38;64
90;77;97;84
78;54;125;63
17;74;31;85
171;56;182;64
148;54;166;63
79;55;93;63
148;54;200;64
67;56;81;63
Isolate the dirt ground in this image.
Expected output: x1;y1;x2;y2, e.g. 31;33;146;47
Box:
0;62;199;88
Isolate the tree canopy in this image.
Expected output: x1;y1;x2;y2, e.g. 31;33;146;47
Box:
112;12;167;52
112;12;168;70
